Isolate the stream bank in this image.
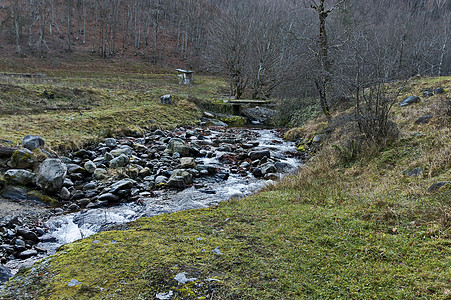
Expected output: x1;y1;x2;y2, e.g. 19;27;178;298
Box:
0;126;302;279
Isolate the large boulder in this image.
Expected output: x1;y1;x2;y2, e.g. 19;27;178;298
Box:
400;95;420;107
4;169;35;185
34;159;67;193
22;135;45;150
7;149;34;169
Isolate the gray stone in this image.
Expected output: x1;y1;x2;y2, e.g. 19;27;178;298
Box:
1;186;28;201
206;119;228;127
63;178;74;187
167;176;187;188
434;87;445;94
84;160;97;174
98;193;120;203
174;272;197;284
4;169;35;185
109;154;130;168
160;94;173;105
400;95;420;107
104;152;114;161
15;239;26;248
415;115;433;124
67;203;80;211
264;173;279;180
67;279;82;287
156;291;174;300
7;149;34;169
83;182;97;191
428;181;451;192
403;167;423;177
169;169;193;185
180;157;196;169
34;159;67;193
0;265;12;283
105;138;117;148
93;168;108;180
261;163;277;175
109;179;135;191
22;135;45;150
16;228;40;243
18;249;38;258
275;162;294;172
167;138;190;156
66;164;87;174
110;147;133;157
59;187;71;200
252;167;263;178
155;176;168;184
249;150;270;161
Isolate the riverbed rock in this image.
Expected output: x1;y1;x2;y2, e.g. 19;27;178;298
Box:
93;168;108;180
249;150;270;161
105;138;117;148
18;249;38;259
180;157;196;169
109;154;130;168
167;138;190;156
59;187;71;200
16;228;40;244
7;149;34;169
110;147;133;157
66;164;87;174
22;135;45;150
109;179;136;192
98;193;120;203
34;159;67;193
261;163;277;175
84;160;97;174
167;169;193;188
400;95;420;107
1;186;28;201
4;169;35;185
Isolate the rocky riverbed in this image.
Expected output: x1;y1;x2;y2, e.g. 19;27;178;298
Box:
0;125;303;281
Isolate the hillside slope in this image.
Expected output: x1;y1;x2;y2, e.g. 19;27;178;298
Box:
1;77;450;299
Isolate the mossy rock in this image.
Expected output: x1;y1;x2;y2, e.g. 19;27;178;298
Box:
218;115;247;126
27;190;59;206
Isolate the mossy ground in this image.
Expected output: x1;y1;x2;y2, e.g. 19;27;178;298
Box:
1;76;451;299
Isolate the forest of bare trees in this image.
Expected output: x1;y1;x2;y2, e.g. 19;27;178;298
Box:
0;0;450;102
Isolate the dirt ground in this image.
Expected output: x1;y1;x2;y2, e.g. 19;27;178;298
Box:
0;197;51;225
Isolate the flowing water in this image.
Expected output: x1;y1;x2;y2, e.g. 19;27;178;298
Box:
5;129;301;274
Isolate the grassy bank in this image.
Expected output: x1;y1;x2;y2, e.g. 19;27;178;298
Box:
1;76;450;299
0;57;226;150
